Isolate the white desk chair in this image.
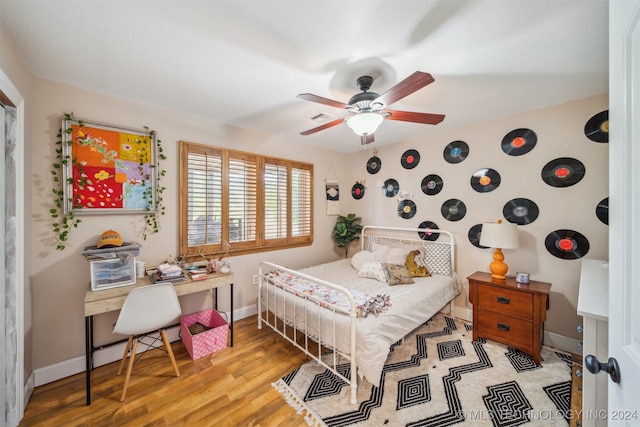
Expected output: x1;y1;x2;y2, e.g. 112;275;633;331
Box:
113;282;182;401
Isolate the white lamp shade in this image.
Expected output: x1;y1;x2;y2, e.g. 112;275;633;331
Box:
480;221;519;249
346;112;384;136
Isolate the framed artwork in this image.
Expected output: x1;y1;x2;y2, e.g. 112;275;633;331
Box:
62;117;158;214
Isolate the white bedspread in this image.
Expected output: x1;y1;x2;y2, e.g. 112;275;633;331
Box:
261;258;461;385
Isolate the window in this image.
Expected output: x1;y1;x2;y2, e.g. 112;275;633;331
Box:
179;141;313;259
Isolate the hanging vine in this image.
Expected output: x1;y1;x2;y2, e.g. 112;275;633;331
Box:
141;127;167;240
50;113;166;250
50;113;82;250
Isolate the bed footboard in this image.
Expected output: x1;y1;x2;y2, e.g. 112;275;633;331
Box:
257;261;359;404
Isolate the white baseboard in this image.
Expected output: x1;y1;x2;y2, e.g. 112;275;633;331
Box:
33;305;257;387
544;330;582;356
452;305;472;322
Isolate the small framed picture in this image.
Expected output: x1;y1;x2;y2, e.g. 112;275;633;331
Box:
61;117;158;214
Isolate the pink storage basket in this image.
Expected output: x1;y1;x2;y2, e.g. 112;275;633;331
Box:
180;309;229;360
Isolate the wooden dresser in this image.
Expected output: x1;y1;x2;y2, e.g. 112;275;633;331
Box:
468;271;551;364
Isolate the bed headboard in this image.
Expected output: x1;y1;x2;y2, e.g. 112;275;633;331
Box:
360;226;456;276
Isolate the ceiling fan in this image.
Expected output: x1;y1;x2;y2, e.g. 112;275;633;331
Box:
297;71;445;145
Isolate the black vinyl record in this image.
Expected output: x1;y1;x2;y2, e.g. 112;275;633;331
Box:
584;110;609;143
382;178;399;197
443;140;469;164
541;157;585;187
421;174;443;196
545;229;590;260
471;168;501;193
366;156;382;174
441;198;466;221
502;128;537;156
351;183;365;199
596;197;608;225
397;200;417;219
503;198;540;225
418;221;439;241
401;149;420;169
468;224;488;248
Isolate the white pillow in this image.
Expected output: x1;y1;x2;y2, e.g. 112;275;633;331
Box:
373;245;391;262
358;261;388;282
386;247;410;265
351;250;375;270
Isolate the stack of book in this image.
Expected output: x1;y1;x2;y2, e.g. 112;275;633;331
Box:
150;263;187;283
186;265;210;281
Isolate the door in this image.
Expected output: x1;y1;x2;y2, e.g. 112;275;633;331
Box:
608;0;640;423
0;68;24;427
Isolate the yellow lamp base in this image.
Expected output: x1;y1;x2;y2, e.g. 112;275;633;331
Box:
489;248;509;280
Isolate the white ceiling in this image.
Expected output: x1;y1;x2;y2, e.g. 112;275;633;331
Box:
0;0;608;153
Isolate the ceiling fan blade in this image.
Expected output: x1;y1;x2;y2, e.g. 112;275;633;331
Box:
300;117;347;135
384;109;445;125
297;93;350;109
373;71;435;107
361;134;375;145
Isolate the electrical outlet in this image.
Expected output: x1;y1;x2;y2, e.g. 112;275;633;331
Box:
253;274;259;285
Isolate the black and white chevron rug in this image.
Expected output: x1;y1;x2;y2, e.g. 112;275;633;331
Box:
273;314;573;427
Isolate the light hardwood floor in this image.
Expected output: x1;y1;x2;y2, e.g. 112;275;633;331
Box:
20;315;311;426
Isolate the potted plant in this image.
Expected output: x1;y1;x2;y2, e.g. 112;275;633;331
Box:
332;213;363;258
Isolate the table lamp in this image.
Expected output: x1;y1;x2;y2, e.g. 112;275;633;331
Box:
480;219;519;280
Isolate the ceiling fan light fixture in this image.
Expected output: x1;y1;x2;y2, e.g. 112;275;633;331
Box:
347;112;384;136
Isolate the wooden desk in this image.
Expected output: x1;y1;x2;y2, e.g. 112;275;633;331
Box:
84;272;234;405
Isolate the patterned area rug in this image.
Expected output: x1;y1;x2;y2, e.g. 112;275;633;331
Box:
273;314;573;427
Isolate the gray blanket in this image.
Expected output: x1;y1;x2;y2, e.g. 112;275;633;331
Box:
81;242;141;262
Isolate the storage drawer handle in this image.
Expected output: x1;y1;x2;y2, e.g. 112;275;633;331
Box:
497;323;510;331
497;296;510;304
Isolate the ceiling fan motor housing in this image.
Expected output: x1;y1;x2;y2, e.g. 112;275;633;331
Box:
349;76;381;109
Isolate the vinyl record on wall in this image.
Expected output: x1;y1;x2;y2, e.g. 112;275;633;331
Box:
545;229;590;260
397;200;417;219
468;224;489;248
366;156;382;174
401;149;420;169
541;157;585;187
418;221;439;241
501;128;537;156
443;140;469;164
441;198;467;221
382;178;399;197
421;174;444;195
596;197;608;225
471;168;501;193
503;198;540;225
351;183;365;199
584;110;609;143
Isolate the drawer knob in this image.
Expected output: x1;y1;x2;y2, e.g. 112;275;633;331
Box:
577;324;583;333
497;296;510;304
497;322;510;331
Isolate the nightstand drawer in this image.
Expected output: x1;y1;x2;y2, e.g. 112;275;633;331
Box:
477;308;533;351
477;284;533;319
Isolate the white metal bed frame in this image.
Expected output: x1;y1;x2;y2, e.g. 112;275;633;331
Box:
257;226;456;404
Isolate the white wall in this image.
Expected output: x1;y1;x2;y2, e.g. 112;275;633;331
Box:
344;94;609;343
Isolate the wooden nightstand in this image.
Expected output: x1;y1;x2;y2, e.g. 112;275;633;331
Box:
468;271;551;364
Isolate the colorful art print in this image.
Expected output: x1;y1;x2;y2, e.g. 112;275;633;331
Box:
62;118;158;214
